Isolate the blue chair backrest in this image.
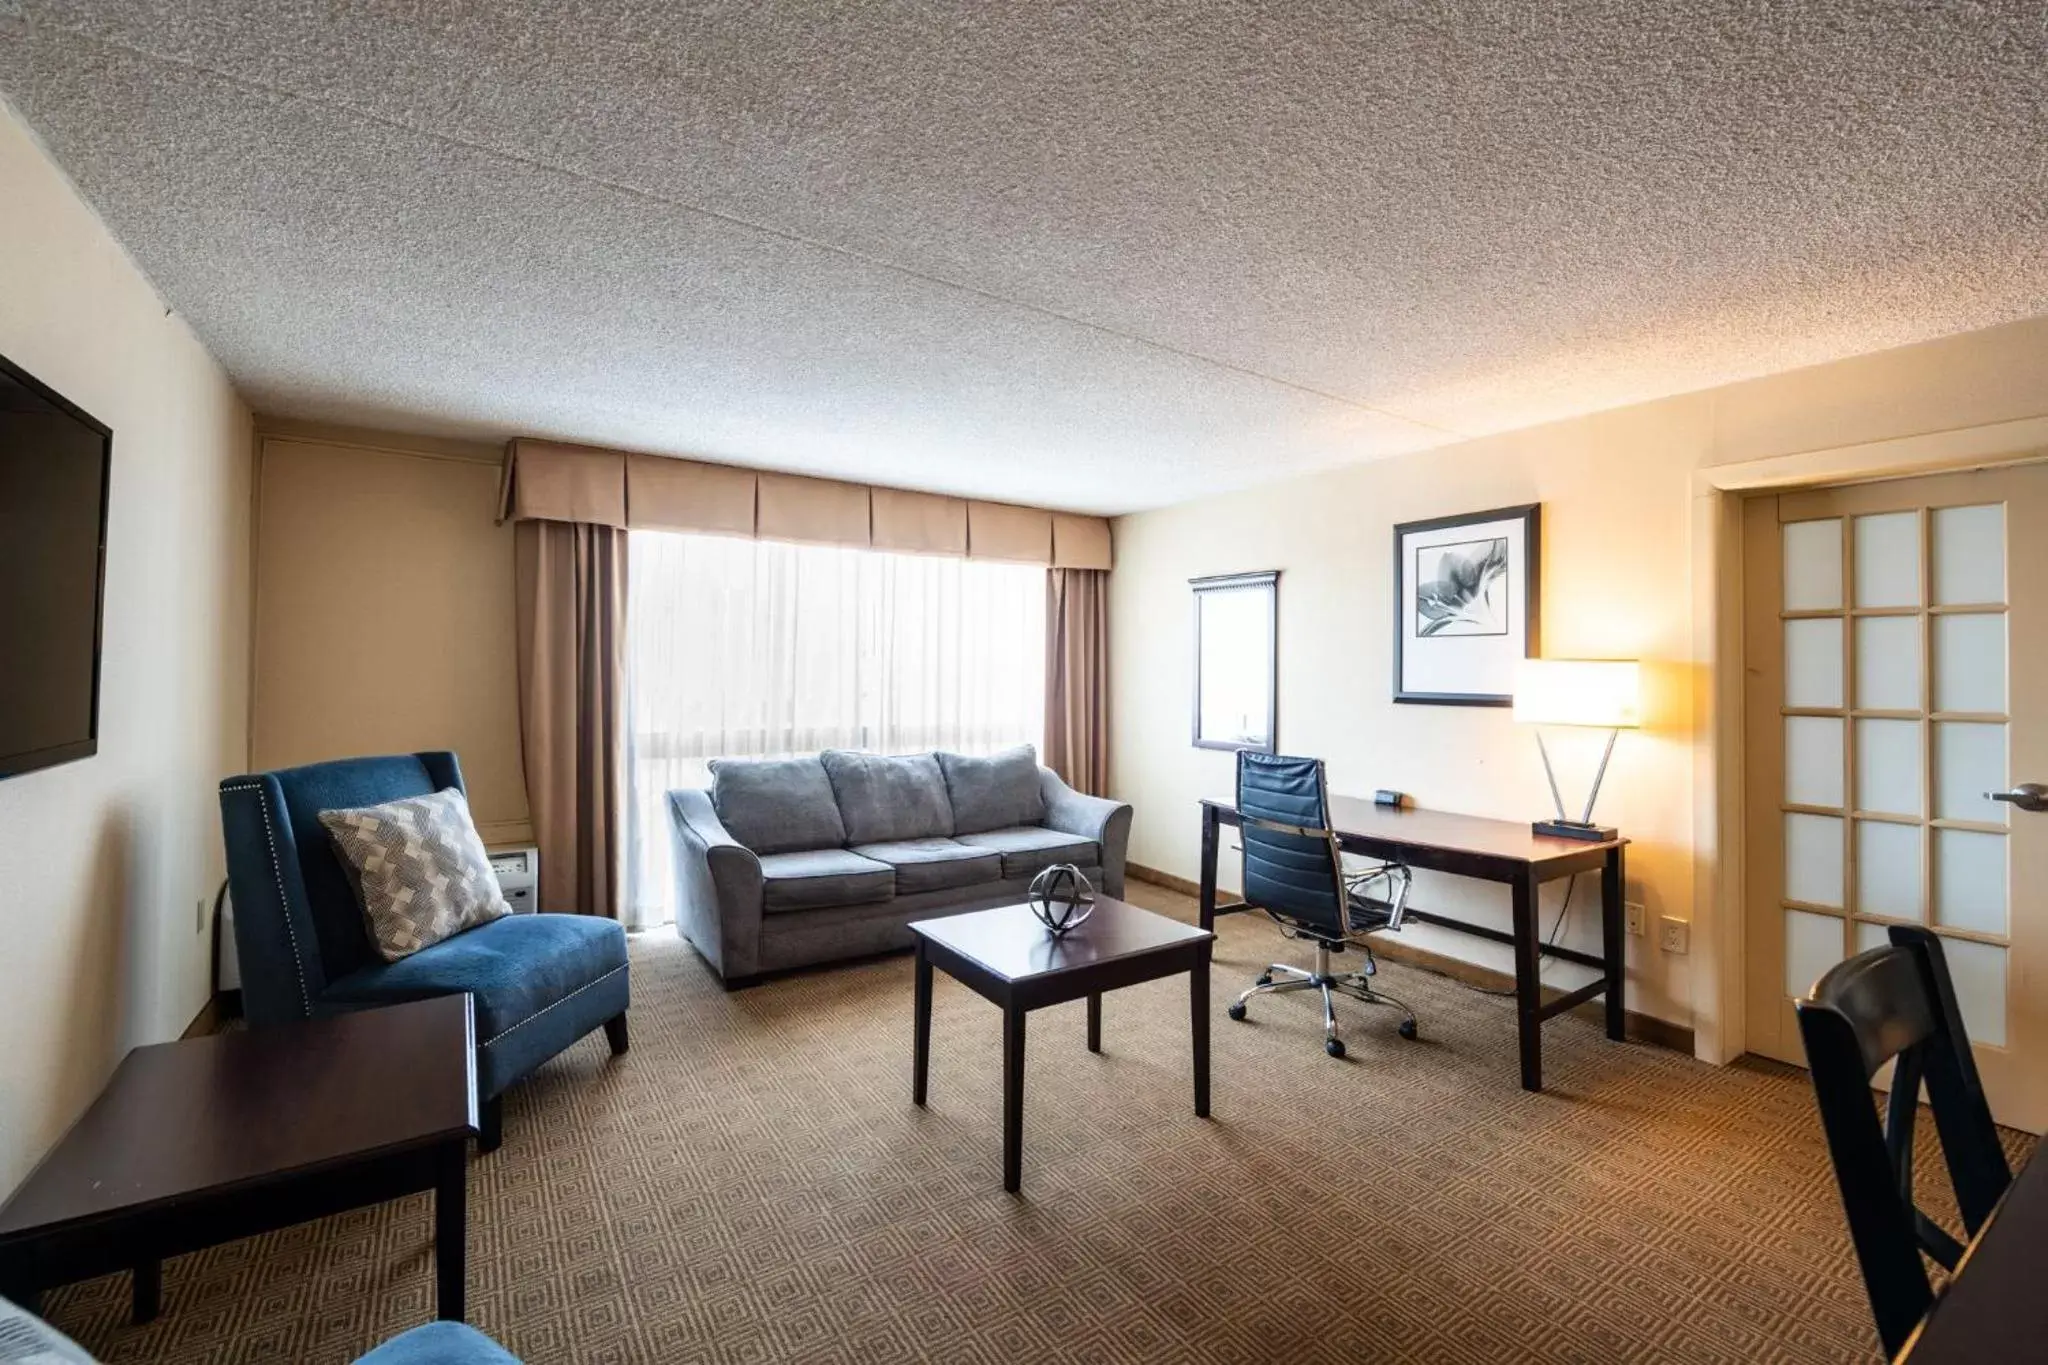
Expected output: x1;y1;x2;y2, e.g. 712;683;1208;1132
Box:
219;751;466;1023
1237;751;1344;935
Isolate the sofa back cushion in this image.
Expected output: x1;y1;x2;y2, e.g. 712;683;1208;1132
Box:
937;744;1047;834
819;750;955;845
709;756;848;854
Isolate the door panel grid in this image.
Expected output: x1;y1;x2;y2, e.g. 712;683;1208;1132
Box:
1774;502;2011;1024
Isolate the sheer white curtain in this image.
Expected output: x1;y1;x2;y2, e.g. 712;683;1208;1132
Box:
623;530;1046;928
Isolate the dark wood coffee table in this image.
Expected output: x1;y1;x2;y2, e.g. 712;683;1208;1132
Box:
0;995;478;1325
909;896;1215;1193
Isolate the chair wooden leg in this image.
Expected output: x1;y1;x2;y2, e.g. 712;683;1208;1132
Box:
477;1094;503;1154
603;1012;629;1056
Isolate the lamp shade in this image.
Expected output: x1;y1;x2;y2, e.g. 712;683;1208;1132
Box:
1513;659;1640;728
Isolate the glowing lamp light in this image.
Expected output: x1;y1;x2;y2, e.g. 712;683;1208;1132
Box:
1513;659;1640;841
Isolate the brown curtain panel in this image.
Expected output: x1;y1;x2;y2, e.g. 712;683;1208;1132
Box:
1044;567;1110;795
514;519;626;918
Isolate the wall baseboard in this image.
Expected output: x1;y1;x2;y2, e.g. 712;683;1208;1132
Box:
1126;863;1695;1056
1128;861;1201;897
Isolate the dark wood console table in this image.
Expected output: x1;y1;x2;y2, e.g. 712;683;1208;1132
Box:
1200;797;1628;1091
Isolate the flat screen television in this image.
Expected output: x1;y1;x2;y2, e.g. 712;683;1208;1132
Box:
0;353;112;779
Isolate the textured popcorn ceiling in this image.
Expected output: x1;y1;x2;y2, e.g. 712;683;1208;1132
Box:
2;2;2045;513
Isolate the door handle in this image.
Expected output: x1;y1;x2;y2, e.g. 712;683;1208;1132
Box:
1987;782;2048;813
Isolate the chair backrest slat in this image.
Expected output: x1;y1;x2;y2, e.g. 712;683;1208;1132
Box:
1795;925;2013;1359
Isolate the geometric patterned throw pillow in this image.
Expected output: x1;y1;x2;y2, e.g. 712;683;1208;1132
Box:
319;787;511;962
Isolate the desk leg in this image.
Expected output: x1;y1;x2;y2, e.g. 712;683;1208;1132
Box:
912;940;933;1106
1512;871;1543;1092
131;1259;160;1325
1199;804;1219;933
434;1141;467;1322
1191;948;1211;1119
1602;845;1628;1042
1086;992;1102;1053
1002;1005;1026;1194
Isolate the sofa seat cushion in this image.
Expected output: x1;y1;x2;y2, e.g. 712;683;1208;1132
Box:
759;848;896;913
850;837;1004;895
709;756;847;855
819;749;955;844
322;912;628;1043
953;825;1100;880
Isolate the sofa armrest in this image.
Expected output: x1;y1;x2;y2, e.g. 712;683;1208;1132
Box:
1037;768;1133;898
668;788;765;984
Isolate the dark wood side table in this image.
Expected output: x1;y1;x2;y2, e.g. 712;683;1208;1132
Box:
0;995;478;1326
910;897;1215;1194
1200;796;1627;1091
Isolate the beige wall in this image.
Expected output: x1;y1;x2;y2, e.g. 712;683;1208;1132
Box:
1110;316;2048;1030
251;424;532;846
0;104;253;1191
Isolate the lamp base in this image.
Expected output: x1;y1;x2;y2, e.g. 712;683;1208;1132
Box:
1532;818;1618;842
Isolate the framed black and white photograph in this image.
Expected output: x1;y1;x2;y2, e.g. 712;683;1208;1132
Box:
1191;570;1277;751
1393;504;1540;705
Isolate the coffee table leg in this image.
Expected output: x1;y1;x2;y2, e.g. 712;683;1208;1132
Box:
1191;950;1211;1118
131;1259;160;1324
435;1141;467;1322
1086;992;1101;1053
912;940;932;1107
1003;1005;1026;1193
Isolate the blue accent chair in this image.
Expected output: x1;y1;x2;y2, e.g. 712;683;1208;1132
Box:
219;751;630;1150
2;1295;519;1363
355;1321;522;1363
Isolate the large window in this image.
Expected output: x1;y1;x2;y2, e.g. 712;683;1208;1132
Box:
624;530;1046;926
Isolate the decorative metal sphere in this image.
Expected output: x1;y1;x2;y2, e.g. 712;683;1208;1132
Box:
1027;863;1096;937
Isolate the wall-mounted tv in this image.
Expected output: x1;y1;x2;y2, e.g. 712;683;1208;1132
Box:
0;353;112;780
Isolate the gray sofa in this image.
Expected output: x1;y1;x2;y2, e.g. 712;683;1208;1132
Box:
668;744;1131;985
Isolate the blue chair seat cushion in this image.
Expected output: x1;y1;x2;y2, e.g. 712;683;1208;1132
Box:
322;912;627;1044
353;1321;522;1364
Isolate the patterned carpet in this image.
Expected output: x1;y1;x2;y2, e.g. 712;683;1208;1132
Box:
34;884;2028;1364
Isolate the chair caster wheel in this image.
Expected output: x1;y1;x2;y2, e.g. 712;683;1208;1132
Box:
1398;1019;1418;1040
1227;1003;1247;1022
1325;1038;1346;1059
1255;974;1272;987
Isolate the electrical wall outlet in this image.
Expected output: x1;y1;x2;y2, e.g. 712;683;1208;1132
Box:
197;896;209;934
1659;915;1690;955
1625;901;1646;936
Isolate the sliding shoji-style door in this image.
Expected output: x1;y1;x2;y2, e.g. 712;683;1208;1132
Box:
1743;465;2048;1134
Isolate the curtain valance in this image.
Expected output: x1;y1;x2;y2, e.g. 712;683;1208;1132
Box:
498;439;1111;568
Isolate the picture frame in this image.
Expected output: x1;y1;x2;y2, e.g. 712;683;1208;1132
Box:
1392;504;1540;706
1190;570;1278;752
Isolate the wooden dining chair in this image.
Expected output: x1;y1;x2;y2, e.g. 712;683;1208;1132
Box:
1795;924;2012;1358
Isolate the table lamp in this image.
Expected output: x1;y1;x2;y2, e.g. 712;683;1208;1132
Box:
1512;658;1639;841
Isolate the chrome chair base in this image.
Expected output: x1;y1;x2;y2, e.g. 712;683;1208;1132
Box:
1227;940;1417;1058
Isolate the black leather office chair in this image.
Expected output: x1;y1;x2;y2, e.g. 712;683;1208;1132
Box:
1224;751;1418;1058
1795;924;2012;1359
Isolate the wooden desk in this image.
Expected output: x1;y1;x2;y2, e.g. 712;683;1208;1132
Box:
1199;796;1628;1091
0;996;478;1325
1898;1150;2048;1362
